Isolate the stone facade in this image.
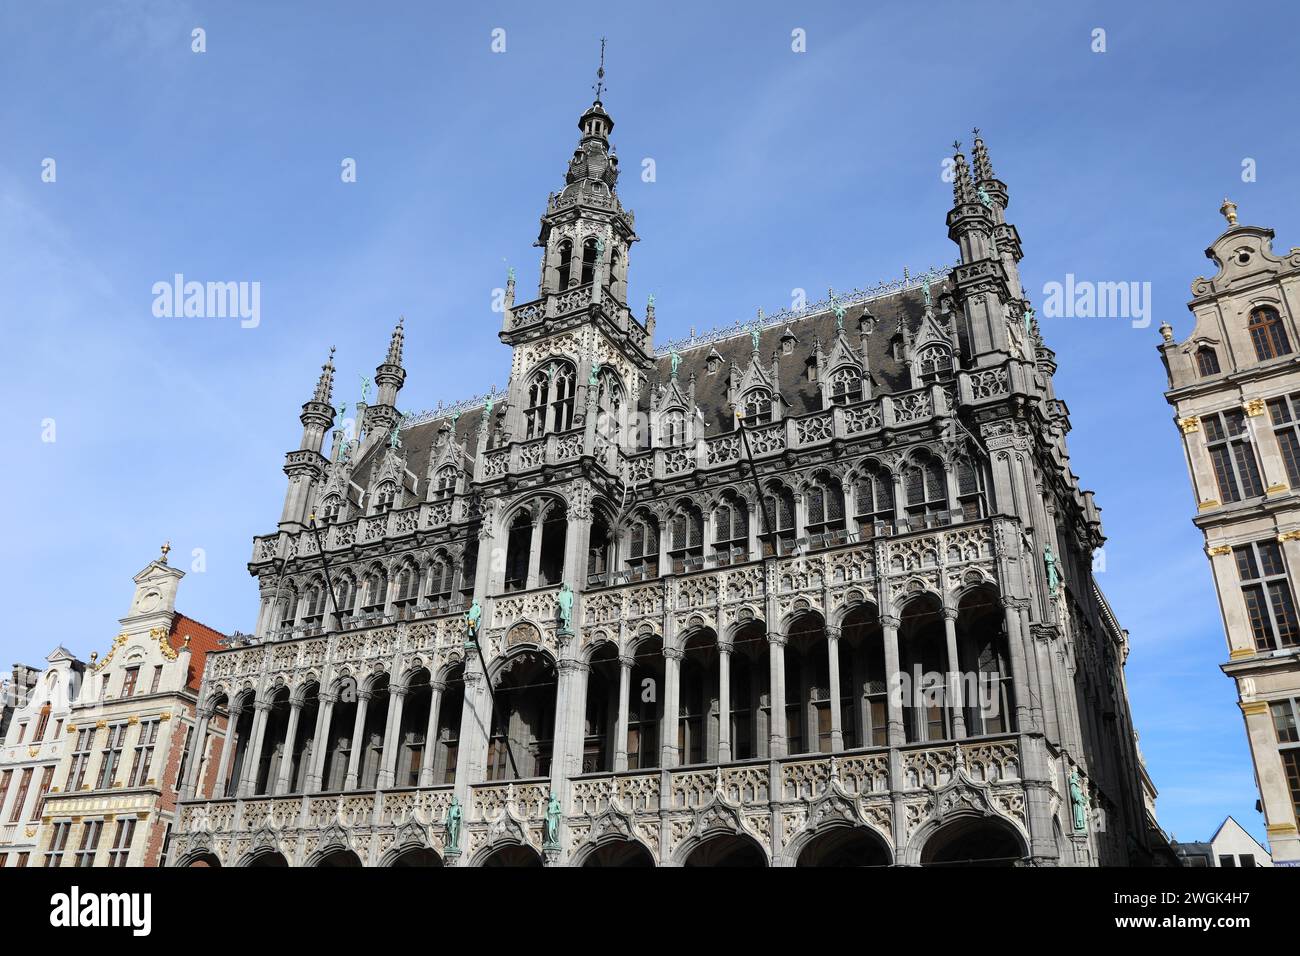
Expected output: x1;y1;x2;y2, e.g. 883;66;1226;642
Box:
0;647;84;868
1159;200;1300;865
170;91;1164;867
31;548;227;868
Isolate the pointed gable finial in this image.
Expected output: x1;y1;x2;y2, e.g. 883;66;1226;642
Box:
971;126;995;182
159;540;171;564
593;36;607;103
313;346;337;403
951;141;975;205
386;316;405;366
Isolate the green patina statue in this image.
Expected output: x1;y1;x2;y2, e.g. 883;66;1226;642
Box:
556;583;574;633
977;185;994;209
1068;770;1088;833
544;791;562;848
1044;545;1061;596
507;266;516;284
1023;305;1036;335
589;360;601;388
749;324;761;353
922;280;932;311
670;350;681;380
443;795;463;852
336;402;347;421
359;375;371;404
464;600;482;645
389;423;402;449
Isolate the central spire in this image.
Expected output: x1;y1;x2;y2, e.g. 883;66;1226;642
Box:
592;36;607;103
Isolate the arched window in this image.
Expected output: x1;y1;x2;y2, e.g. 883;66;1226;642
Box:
713;495;749;564
432;466;457;500
829;367;863;406
805;474;847;549
955;458;988;521
588;511;613;587
393;564;419;621
597;368;623;419
525;361;577;438
759;483;796;556
854;465;895;536
301;581;326;634
626;512;659;581
321;494;343;523
668;504;704;573
916;345;954;384
1248;307;1291;361
743;388;772;425
374;481;398;515
427;553;456;612
335;574;357;626
278;589;299;633
661;409;686;447
904;453;949;527
557;239;573;291
1195;346;1221;377
504;510;534;593
580;238;599;286
361;568;388;616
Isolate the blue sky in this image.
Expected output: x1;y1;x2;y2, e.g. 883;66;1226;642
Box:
3;0;1298;847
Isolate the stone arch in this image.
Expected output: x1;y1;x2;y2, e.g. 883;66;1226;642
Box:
787;820;893;867
177;849;222;868
384;843;444;867
240;848;289;868
310;846;364;868
677;830;768;867
916;813;1027;867
577;836;655;867
473;840;543;868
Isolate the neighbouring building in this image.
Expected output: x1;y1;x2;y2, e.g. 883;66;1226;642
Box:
0;663;41;741
170;78;1166;867
34;545;227;867
1158;200;1300;866
1173;815;1273;867
0;647;85;868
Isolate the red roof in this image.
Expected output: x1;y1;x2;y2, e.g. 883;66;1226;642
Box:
168;613;228;690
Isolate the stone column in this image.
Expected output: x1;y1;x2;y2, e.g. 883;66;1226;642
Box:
273;701;303;795
717;641;733;763
553;656;590;792
306;692;334;792
661;647;683;768
343;691;371;791
767;632;788;758
825;626;844;752
880;616;906;747
526;514;545;590
377;686;407;789
1001;599;1034;733
942;608;967;739
237;703;270;798
181;709;211;800
452;656;491;801
418;681;446;787
614;655;633;772
212;704;239;798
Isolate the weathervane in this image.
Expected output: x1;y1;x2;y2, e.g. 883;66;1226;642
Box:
593;37;607;101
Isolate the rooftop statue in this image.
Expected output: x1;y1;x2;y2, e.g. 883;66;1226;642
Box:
556;582;575;633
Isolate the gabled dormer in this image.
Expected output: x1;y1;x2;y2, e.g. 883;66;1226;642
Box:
728;336;784;426
367;441;410;515
819;319;871;407
909;283;960;388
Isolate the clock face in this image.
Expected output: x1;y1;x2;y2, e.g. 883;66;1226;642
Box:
138;589;160;612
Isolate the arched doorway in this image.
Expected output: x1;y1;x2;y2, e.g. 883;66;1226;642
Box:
796;827;891;866
479;844;543;867
488;651;558;780
184;852;221;868
315;848;363;868
390;847;443;867
245;850;289;867
683;834;767;867
582;840;654;867
921;818;1025;867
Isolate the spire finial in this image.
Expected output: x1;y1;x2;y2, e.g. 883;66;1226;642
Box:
385;316;405;366
593;36;607;102
159;540;171;564
1220;197;1239;227
313;346;337;403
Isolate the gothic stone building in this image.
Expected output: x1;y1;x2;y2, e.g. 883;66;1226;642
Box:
1158;200;1300;866
170;93;1162;867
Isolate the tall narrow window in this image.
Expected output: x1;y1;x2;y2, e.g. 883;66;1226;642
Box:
127;719;159;788
525;369;551;439
1270;698;1300;826
1248;306;1291;362
393;564;419;621
626;513;660;580
551;364;576;432
75;820;103;867
805;475;846;549
44;822;70;867
7;769;32;824
580;238;598;286
360;569;387;617
1269;393;1300;489
742;389;772;425
30;766;54;822
916;344;954;384
95;724;129;790
121;667;139;698
66;728;93;792
1196;346;1221;377
427;553;456;612
854;466;895;536
759;484;796;556
668;506;704;573
107;818;136;867
955;458;988;521
0;772;11;820
149;665;163;694
1204;410;1264;503
661;410;686;447
903;454;949;527
300;582;326;634
712;497;749;565
335;575;357;626
1235;541;1300;651
33;704;50;742
557;239;573;291
504;511;533;592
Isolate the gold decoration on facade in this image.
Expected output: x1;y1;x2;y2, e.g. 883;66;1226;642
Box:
1197;499;1220;511
1278;530;1300;543
1220;197;1238;227
1205;546;1232;557
1243;398;1266;417
95;720;107;729
1240;700;1269;715
93;633;129;671
66;723;76;733
159;712;172;721
1229;647;1256;660
28;746;39;757
153;626;179;661
127;715;139;726
1178;416;1200;433
1266;823;1298;836
1267;483;1290;494
24;828;36;838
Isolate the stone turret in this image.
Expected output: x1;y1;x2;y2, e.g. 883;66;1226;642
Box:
280;348;337;530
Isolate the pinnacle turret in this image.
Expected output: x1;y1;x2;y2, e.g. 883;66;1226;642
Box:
385;316;405;366
951;142;976;206
313;346;336;404
971;128;995;183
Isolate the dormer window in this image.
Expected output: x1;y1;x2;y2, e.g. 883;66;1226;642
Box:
706;354;722;375
1249;307;1291;362
433;465;458;500
321;495;343;523
374;481;398;514
916;345;954;384
1195;346;1221;377
742;389;772;425
829;367;863;405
